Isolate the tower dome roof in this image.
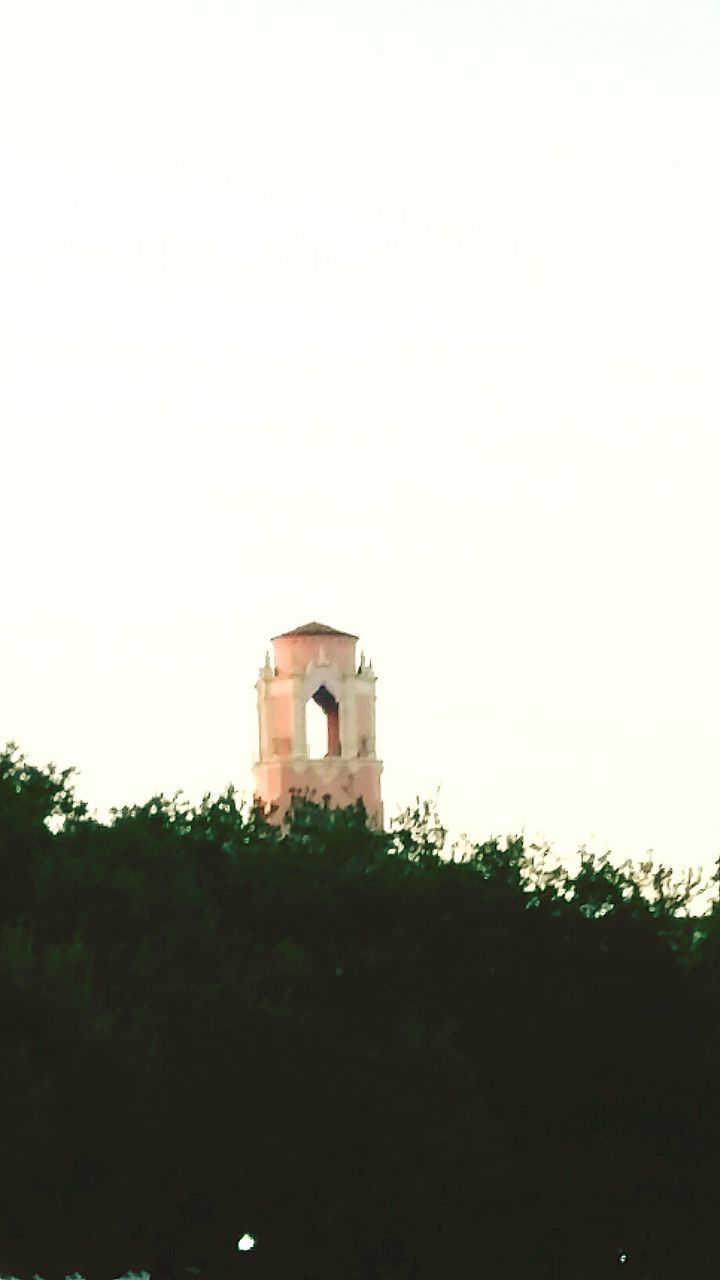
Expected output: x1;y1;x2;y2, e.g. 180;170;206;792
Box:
272;621;359;641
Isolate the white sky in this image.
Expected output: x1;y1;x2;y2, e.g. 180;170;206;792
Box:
2;1;719;873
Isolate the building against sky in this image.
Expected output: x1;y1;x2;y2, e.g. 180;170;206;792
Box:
252;622;383;826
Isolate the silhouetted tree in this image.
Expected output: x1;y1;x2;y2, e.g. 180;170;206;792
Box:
0;745;715;1278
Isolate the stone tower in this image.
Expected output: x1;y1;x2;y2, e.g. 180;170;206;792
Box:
252;621;383;826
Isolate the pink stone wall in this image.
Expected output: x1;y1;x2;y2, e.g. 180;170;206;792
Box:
253;757;383;828
266;693;294;757
356;694;372;738
273;633;357;676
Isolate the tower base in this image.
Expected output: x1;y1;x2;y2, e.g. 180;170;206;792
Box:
253;756;383;828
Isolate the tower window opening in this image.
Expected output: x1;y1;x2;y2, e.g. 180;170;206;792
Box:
306;685;340;758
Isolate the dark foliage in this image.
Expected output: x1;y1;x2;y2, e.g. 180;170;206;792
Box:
0;745;717;1278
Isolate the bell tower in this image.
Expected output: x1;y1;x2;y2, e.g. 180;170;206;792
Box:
252;621;383;826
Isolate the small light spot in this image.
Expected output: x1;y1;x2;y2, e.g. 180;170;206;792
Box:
237;1233;256;1252
619;1253;628;1264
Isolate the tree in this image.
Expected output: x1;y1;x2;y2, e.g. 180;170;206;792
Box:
0;745;715;1278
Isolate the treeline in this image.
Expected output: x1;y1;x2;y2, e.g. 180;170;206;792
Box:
0;745;718;1279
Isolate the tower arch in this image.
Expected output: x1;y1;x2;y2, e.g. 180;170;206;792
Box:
303;686;340;752
305;683;341;758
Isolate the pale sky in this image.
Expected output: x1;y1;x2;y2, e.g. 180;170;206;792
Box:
2;1;719;874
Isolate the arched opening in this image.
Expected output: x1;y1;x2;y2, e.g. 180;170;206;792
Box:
305;685;341;758
305;697;327;759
